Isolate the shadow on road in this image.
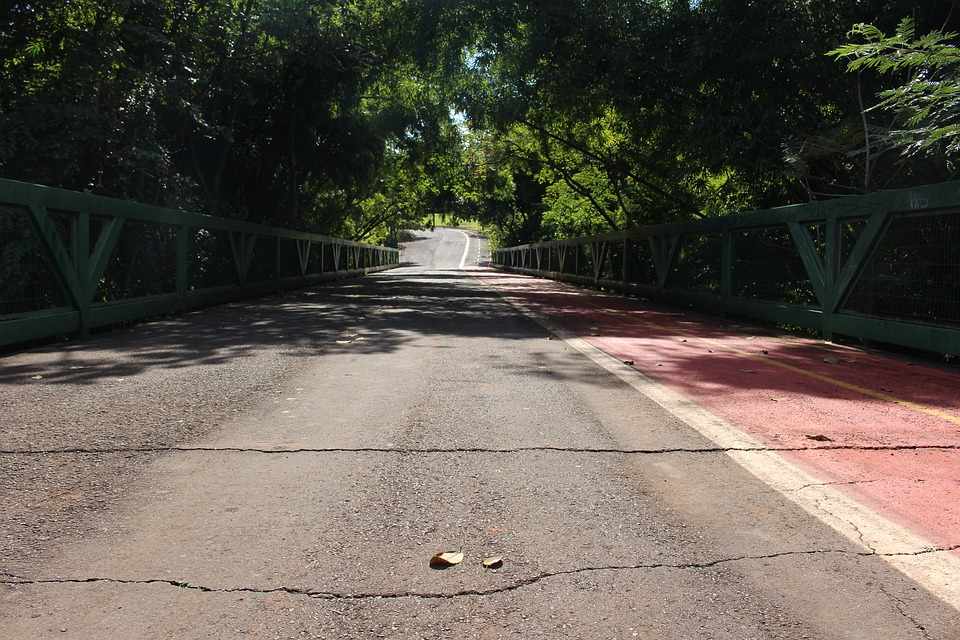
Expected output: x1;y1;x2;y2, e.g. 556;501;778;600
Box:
4;266;958;411
0;271;545;386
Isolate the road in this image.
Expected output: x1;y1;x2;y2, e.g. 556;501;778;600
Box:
1;227;956;639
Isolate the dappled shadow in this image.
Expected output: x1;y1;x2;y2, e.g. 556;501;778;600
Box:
0;270;548;386
4;265;958;414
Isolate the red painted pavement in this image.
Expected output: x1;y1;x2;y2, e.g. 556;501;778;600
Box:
488;272;960;550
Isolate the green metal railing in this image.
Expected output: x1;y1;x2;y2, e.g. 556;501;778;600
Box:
493;181;960;355
0;178;400;348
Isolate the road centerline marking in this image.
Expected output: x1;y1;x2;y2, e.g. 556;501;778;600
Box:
457;230;471;270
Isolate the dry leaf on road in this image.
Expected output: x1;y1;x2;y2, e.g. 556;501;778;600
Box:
429;551;464;569
481;556;503;569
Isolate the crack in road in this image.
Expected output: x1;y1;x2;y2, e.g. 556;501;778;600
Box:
791;478;887;492
878;584;934;640
2;444;959;456
813;497;878;554
4;546;958;601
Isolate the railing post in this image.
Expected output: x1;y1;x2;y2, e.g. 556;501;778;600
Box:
76;210;90;337
176;224;190;308
823;216;840;340
720;229;733;315
622;238;632;285
276;235;283;289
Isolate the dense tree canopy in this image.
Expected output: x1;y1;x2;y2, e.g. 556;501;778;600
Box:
2;1;958;245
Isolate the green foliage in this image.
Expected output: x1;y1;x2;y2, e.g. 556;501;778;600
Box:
413;0;959;243
830;17;960;159
3;0;958;249
0;0;458;237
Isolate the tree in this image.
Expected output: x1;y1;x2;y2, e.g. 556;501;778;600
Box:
830;17;960;164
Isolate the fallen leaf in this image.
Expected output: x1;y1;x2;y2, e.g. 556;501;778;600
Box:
482;556;503;569
805;434;833;442
429;551;464;569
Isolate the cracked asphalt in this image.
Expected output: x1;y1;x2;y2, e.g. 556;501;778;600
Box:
1;228;957;638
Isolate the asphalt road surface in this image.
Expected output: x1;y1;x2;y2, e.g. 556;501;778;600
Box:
1;227;955;639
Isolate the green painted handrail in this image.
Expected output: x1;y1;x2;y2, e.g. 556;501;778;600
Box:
0;178;400;347
492;181;960;356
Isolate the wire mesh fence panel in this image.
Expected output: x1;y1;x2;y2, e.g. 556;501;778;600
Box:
89;214;108;251
577;243;593;277
733;225;819;306
0;205;67;315
603;242;621;281
307;241;324;274
190;228;237;290
843;210;960;326
278;238;301;278
669;233;722;294
557;247;572;274
96;219;177;302
493;182;960;355
0;179;398;348
625;238;658;286
806;222;826;262
47;209;77;261
323;242;337;272
841;218;866;265
247;236;278;283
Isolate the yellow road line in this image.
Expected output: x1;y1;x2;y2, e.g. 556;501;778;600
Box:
600;312;960;429
501;276;960;428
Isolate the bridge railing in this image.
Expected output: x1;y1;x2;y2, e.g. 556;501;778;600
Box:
0;178;399;348
493;181;960;356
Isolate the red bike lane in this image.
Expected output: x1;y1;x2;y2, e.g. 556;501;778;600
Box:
490;272;960;551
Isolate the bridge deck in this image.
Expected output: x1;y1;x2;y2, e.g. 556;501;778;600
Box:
1;228;957;638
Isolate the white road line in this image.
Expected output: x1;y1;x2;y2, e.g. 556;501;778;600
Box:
457;230;471;270
495;290;960;611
